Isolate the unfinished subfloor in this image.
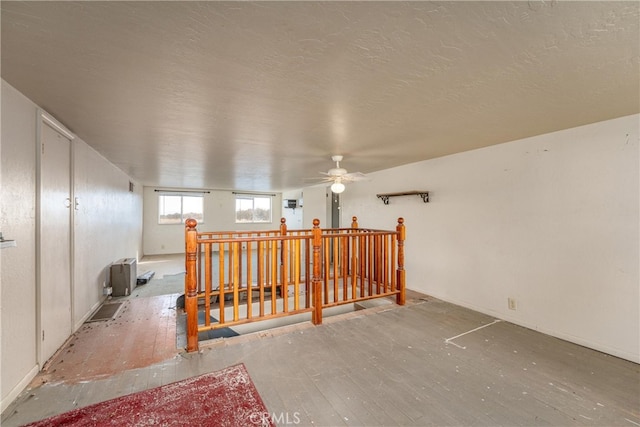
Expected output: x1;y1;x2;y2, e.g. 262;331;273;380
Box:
2;257;638;426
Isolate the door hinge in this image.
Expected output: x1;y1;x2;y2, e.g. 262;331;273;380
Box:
42;142;45;155
42;330;45;341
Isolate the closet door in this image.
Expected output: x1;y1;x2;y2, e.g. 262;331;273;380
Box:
40;121;72;362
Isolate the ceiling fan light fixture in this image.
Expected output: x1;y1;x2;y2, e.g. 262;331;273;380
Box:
331;182;345;194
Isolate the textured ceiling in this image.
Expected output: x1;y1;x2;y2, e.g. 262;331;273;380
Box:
2;1;638;192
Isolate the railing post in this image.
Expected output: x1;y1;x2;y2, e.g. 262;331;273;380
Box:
312;219;323;325
185;218;199;352
396;217;406;306
351;216;358;229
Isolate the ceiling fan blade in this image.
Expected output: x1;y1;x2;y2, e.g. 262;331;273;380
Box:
304;155;369;186
341;172;369;182
304;176;334;183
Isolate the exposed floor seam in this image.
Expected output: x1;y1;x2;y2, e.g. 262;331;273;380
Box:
444;319;502;350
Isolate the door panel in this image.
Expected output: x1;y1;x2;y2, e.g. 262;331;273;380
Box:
40;122;72;362
331;192;340;228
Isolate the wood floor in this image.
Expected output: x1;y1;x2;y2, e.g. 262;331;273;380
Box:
2;256;639;426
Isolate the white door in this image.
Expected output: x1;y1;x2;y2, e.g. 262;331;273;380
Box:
40;121;72;362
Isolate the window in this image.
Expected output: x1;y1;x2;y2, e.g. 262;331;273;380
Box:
235;195;272;223
158;194;204;224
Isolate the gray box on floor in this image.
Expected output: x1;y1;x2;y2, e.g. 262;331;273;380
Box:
110;258;137;296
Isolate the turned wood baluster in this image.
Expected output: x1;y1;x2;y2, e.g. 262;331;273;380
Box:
323;237;330;305
270;239;278;314
383;235;390;293
197;243;202;294
218;242;226;324
349;216;358;298
359;232;366;298
246;239;253;319
332;235;339;303
238;237;243;295
185;218;199;352
233;241;240;321
311;219;323;325
304;237;311;308
375;234;382;294
204;242;211;326
341;234;348;301
293;239;301;311
258;240;265;317
350;216;358;277
280;218;287;300
281;236;289;314
396;217;406;306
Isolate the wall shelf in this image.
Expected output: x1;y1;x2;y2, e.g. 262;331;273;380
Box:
376;191;429;205
1;240;17;249
0;232;16;249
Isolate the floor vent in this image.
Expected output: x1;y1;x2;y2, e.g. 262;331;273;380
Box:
87;302;123;322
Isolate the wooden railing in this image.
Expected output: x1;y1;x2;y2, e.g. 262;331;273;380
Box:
184;216;405;352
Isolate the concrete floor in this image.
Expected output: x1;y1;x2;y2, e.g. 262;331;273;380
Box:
2;255;639;426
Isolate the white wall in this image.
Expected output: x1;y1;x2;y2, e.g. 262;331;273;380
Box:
301;186;328;230
143;188;284;255
1;80;144;410
282;190;304;230
73;141;143;328
1;81;39;410
340;114;639;363
142;186;326;256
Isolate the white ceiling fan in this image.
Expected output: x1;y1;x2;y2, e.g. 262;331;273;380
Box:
318;155;369;193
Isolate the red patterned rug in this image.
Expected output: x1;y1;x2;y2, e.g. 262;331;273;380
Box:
25;364;275;426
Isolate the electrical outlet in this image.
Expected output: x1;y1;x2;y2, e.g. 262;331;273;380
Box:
508;298;517;310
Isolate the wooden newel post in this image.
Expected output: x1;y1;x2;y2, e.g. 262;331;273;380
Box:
185;218;199;352
396;217;406;306
311;219;323;325
351;216;358;229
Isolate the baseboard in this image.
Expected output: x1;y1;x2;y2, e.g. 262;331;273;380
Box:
1;364;39;414
422;291;640;364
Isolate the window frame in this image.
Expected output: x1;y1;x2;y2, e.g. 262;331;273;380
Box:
235;194;273;224
158;193;204;225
